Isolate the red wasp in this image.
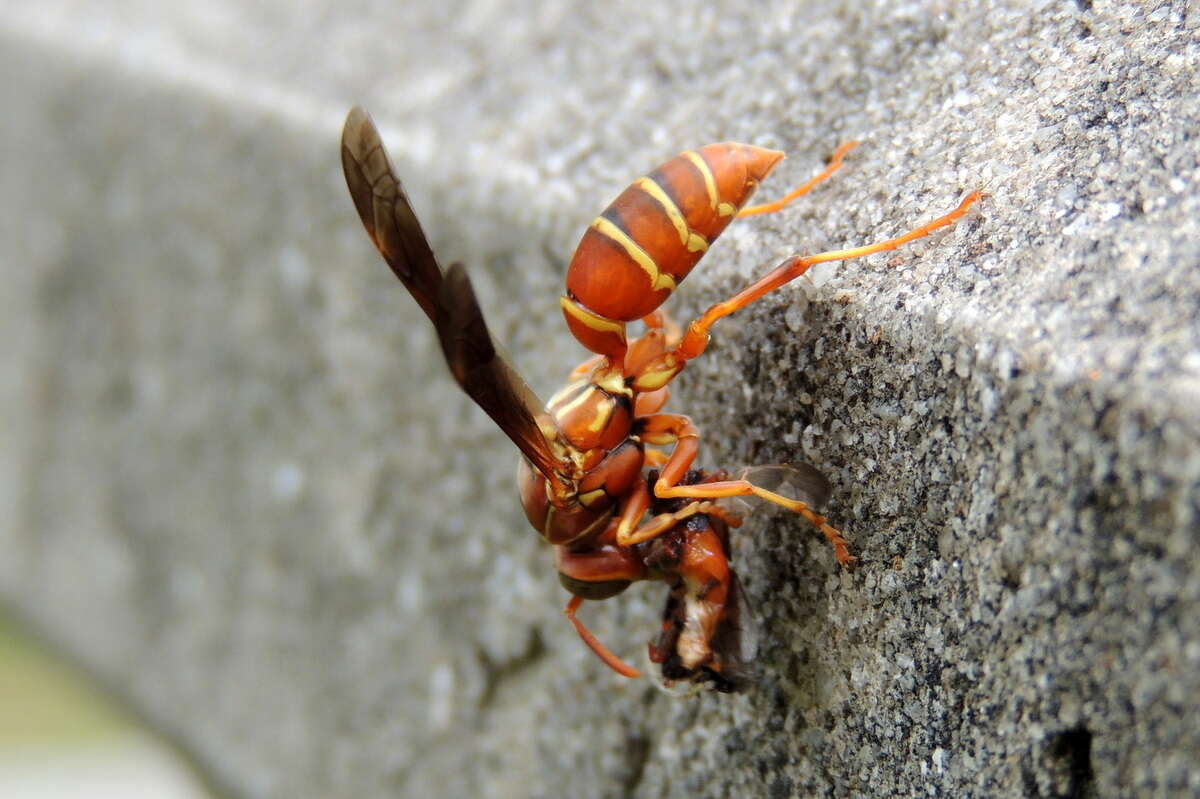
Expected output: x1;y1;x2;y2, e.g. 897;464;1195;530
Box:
341;106;981;684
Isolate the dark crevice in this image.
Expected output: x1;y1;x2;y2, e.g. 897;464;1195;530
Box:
1043;726;1096;798
620;733;651;796
475;627;546;709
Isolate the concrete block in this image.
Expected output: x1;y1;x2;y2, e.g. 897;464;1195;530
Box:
1;1;1197;796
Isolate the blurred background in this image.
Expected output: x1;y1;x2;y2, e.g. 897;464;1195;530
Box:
0;612;210;797
1;0;1196;796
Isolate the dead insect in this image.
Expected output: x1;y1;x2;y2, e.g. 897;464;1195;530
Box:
635;468;751;692
340;106;980;684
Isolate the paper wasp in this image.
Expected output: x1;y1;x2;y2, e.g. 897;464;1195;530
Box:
341;106;980;686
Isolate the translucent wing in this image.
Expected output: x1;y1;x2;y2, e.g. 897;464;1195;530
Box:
706;571;759;691
651;568;759;695
727;463;833;517
341;107;569;487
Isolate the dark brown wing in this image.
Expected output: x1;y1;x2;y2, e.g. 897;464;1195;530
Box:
341;106;443;322
341;107;569;487
437;264;570;488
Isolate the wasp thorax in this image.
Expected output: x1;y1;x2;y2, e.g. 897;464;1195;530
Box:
546;377;633;453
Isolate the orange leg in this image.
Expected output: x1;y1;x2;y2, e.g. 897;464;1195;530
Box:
556;541;646;583
657;476;853;566
629;413;852;565
614;476;653;543
569;353;604;380
613;455;741;548
674;191;983;361
625;308;680;381
642;447;669;467
634;387;671;417
738;140;859;218
624;328;670;379
617;497;740;548
564;595;641;678
641;308;683;346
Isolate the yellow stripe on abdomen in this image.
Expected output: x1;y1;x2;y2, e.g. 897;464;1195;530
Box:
682;150;736;217
589;216;677;293
634;177;708;253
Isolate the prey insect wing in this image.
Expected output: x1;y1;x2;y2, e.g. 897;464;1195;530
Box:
725;463;834;518
707;571;759;690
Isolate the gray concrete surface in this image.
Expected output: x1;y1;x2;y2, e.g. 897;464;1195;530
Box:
1;1;1198;797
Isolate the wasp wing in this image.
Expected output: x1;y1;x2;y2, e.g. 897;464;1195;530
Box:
341;107;569;487
341;106;444;323
436;264;569;486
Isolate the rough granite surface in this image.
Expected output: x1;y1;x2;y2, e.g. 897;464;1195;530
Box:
1;1;1198;797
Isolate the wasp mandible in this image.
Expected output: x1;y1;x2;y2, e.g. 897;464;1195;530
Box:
341;107;981;686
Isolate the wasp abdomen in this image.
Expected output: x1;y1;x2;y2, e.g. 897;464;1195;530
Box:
565;143;784;327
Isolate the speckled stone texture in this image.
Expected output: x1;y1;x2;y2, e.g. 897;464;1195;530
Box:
1;1;1197;797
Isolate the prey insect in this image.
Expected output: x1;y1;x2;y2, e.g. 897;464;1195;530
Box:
341;106;980;686
636;466;830;692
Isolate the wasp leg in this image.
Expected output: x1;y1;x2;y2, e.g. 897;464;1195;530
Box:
626;305;683;378
632;413;853;565
613;473;654;543
642;447;669;467
627;189;976;391
617;496;738;548
557;541;647;678
672;191;984;362
634;386;671;417
660;477;853;566
556;538;646;585
624;326;670;381
641;308;684;346
563;595;641;678
627;308;683;389
738;140;858;218
568;353;605;380
613;415;741;548
613;463;709;548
